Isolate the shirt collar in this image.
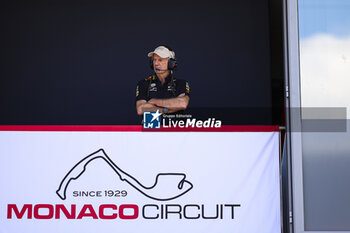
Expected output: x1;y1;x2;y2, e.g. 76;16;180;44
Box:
155;73;173;85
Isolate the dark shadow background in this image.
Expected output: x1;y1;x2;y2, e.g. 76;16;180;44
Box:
0;0;284;125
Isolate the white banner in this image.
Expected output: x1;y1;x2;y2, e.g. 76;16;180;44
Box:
0;131;281;233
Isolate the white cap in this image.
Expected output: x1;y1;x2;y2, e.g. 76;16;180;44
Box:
147;46;175;59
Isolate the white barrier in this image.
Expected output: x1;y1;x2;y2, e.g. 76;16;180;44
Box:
0;130;281;233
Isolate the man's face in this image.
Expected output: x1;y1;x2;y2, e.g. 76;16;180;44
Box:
153;54;169;74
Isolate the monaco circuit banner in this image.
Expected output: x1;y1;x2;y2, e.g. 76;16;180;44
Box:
0;130;281;233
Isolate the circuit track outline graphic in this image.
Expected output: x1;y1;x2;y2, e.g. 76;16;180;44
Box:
56;149;193;201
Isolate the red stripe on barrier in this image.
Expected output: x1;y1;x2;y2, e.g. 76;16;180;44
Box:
144;125;280;132
0;125;142;132
0;125;280;132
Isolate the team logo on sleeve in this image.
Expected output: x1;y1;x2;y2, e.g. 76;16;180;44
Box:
143;110;162;129
186;82;190;94
136;85;139;97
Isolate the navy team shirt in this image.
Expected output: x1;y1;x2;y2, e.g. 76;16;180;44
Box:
135;74;190;102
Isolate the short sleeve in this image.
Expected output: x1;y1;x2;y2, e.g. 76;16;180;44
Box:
175;79;190;97
135;80;149;102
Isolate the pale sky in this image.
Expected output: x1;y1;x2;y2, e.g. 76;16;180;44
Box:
298;0;350;118
299;0;350;38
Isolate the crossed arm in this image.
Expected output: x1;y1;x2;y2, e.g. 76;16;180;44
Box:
136;93;190;115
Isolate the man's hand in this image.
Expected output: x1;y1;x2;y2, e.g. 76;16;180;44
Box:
149;94;189;113
136;100;160;115
136;94;189;115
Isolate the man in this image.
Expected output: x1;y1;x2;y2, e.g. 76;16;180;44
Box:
135;46;190;115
